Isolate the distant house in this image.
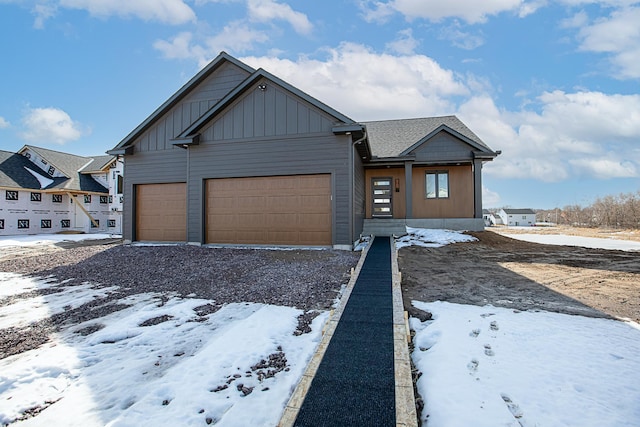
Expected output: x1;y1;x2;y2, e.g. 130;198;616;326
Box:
498;208;536;227
0;145;123;236
109;52;500;248
482;209;502;226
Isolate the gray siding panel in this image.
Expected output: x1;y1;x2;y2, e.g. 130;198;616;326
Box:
412;131;474;162
186;133;352;245
121;149;187;241
135;62;250;153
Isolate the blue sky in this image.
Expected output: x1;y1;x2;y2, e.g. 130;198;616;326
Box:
1;0;639;209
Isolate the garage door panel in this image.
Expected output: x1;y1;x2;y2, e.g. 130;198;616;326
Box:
206;175;331;245
136;183;186;242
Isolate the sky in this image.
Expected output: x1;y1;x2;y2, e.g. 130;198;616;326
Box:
0;0;639;209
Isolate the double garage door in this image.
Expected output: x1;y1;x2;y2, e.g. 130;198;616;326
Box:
136;174;331;245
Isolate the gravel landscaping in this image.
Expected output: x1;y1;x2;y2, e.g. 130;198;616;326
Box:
0;242;360;359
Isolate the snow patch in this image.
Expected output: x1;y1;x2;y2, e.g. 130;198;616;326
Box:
395;227;477;249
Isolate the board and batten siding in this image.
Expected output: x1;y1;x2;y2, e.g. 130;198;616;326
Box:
135;62;250;152
352;151;366;243
411;131;476;162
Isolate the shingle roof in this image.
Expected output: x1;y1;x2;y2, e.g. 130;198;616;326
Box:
16;146;109;193
0;150;59;190
363;116;492;158
502;208;536;215
80;155;115;173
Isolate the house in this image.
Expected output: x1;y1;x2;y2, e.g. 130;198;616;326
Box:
498;208;536;227
482;209;502;226
109;52;499;249
0;145;123;236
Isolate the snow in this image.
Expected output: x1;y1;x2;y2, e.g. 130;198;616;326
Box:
0;273;328;426
411;301;640;427
499;233;640;251
0;233;119;247
24;167;54;189
3;229;640;426
395;227;477;249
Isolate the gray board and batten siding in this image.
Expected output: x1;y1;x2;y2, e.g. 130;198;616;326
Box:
116;54;362;247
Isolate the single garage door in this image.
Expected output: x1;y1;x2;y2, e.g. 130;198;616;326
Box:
136;183;186;241
206;174;331;245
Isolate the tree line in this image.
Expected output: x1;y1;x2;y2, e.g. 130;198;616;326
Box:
535;190;640;229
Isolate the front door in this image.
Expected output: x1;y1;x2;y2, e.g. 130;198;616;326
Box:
371;177;393;217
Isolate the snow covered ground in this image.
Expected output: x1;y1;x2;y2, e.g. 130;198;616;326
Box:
498;232;640;251
0;271;327;426
0;233;119;247
1;231;639;426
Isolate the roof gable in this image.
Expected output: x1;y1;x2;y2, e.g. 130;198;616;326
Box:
0;150;56;190
111;52;255;153
364;116;497;160
176;68;356;141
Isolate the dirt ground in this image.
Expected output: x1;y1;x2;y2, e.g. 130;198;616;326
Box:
398;230;640;323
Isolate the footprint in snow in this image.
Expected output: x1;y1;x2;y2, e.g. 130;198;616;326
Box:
501;394;525;425
467;359;479;374
484;344;495;357
469;328;481;338
481;313;495;318
490;321;499;331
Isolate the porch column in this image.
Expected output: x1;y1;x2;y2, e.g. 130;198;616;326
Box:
473;159;483;218
404;161;413;219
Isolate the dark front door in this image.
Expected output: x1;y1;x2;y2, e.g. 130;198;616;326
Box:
371;177;393;217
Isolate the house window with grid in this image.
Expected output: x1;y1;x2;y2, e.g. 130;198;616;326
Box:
426;171;449;199
6;190;18;201
18;219;29;229
31;192;42;202
52;194;63;203
84;195;91;203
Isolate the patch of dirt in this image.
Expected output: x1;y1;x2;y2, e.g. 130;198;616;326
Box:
399;230;640;322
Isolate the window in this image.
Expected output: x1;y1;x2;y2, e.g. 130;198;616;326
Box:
52;194;63;203
84;195;91;203
426;171;449;199
0;219;4;230
6;190;18;201
99;195;109;204
90;219;99;228
108;219;116;228
41;219;52;229
116;175;123;195
61;219;70;228
18;219;29;229
31;192;42;202
48;166;55;176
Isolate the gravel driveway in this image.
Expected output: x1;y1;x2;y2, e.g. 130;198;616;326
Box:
0;241;360;359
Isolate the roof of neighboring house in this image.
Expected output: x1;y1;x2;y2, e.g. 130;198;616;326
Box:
0;150;65;190
502;208;536;215
15;146;109;193
80;155;115;173
363;116;494;158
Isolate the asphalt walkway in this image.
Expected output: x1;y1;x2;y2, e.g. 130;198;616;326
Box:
291;236;396;426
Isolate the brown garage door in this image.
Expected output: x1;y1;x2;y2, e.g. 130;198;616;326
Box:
206;175;331;245
136;183;186;242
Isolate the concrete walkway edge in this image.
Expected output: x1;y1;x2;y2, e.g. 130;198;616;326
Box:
277;238;418;427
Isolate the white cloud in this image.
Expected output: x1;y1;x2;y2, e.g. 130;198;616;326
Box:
459;91;640;182
0;116;10;129
482;185;501;207
59;0;196;25
20;107;88;145
575;6;640;79
386;28;419;54
241;42;469;120
439;21;485;50
247;0;313;35
155;23;269;67
362;0;534;24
